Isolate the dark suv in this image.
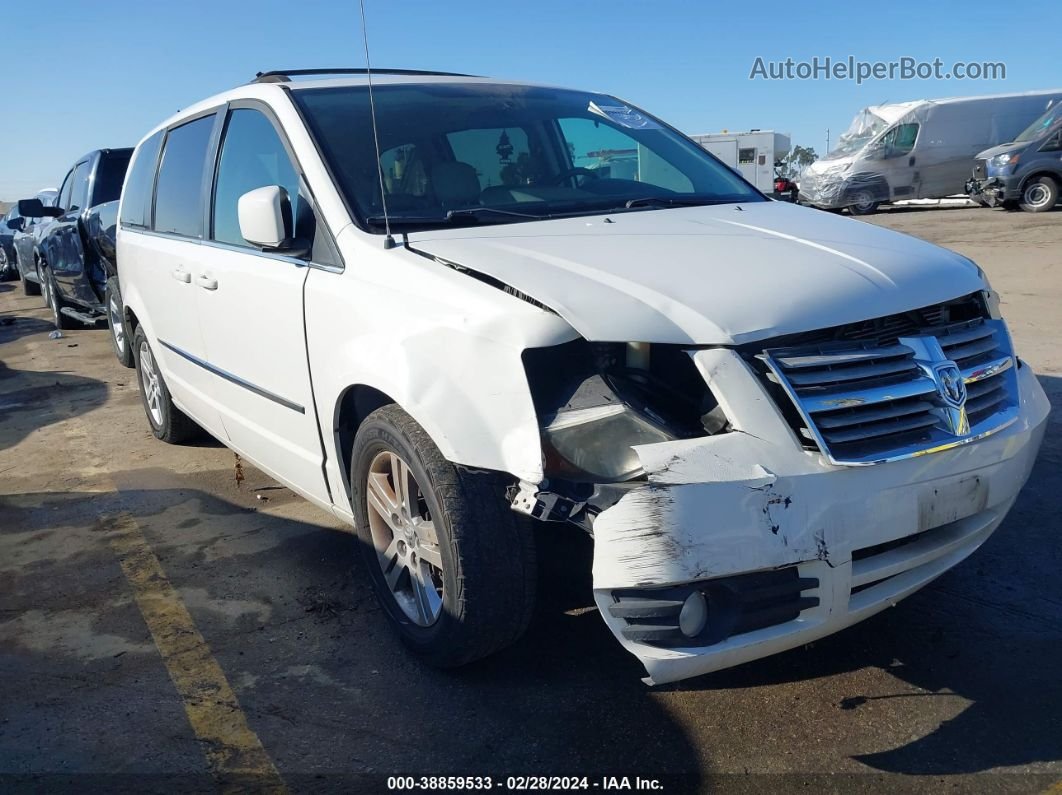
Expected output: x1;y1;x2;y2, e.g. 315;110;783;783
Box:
18;148;132;329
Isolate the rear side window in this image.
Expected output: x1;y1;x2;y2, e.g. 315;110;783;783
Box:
212;109;300;247
69;161;92;213
154;115;216;237
94;151;132;205
121;132;164;228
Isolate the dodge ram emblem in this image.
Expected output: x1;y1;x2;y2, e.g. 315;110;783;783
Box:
933;362;967;409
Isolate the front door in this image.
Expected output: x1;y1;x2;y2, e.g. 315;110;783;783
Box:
193;105;330;504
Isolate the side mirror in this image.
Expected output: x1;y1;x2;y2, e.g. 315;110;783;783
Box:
17;198;63;218
238;185;294;250
6;217;25;231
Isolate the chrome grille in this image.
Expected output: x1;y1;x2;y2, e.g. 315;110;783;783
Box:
760;318;1019;465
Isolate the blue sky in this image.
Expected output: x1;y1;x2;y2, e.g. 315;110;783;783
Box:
1;0;1058;199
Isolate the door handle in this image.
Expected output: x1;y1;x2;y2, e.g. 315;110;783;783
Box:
908;156;916;167
171;268;191;283
196;274;219;290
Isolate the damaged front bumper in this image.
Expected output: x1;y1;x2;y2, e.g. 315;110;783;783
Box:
586;349;1049;685
965;175;1021;207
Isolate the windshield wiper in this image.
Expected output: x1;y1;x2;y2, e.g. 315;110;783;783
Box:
445;206;547;221
364;206;549;230
622;196;737;209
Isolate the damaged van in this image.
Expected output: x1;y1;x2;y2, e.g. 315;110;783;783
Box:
117;70;1049;685
800;90;1062;214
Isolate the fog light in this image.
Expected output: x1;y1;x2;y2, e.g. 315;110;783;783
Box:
678;591;709;638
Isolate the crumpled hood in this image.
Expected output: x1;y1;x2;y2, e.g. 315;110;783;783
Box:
406;201;984;345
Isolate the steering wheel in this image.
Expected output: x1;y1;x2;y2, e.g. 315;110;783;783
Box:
544;167;599;186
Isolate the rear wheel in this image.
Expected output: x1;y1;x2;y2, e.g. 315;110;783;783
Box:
106;277;134;368
351;404;536;668
132;326;198;443
1019;176;1059;213
41;265;77;329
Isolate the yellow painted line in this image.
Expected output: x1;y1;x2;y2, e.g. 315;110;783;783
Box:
105;512;286;792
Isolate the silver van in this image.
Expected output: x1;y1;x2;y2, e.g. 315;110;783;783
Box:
800;90;1062;214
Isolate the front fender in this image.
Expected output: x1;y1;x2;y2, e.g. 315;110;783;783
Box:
305;236;578;505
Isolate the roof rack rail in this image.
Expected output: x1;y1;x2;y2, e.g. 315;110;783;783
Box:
253;68;478;84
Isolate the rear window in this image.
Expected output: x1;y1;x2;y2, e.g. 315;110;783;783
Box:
94;151;132;205
121;132;163;229
153;115;216;237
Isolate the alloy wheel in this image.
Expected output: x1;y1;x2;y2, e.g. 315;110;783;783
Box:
365;450;445;626
109;293;126;354
43;272;58;323
138;341;164;426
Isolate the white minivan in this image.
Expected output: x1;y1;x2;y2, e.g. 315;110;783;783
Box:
116;69;1049;685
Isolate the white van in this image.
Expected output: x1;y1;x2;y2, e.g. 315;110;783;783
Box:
800;90;1062;214
116;70;1048;685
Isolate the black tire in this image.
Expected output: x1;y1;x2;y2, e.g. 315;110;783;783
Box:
106;277;134;368
132;325;199;444
351;404;536;668
1019;175;1059;213
41;265;77;329
20;254;41;296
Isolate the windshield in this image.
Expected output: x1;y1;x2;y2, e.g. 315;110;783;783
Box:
1015;103;1062;143
823;108;890;160
292;83;763;232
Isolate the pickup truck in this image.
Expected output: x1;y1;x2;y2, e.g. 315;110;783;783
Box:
18;148;132;348
118;70;1048;685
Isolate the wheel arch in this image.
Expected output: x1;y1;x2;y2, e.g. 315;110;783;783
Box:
334;384;396;502
1019;169;1061;191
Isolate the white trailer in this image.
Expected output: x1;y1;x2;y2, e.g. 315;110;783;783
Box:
688;130;791;193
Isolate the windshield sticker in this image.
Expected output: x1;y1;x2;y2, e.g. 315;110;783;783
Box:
588;101;661;130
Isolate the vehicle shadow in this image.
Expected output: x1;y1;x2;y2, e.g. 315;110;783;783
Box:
0;359;110;452
0;315;59;344
0;482;705;787
686;372;1062;776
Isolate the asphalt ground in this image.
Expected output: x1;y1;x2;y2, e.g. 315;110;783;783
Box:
1;204;1061;793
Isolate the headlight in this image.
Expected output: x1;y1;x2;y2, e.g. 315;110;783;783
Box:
543;404;674;482
990;152;1020;168
525;340;727;484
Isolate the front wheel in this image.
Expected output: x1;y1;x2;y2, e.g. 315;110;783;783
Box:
847;189;881;215
106;277;134;368
1019;176;1059;213
351;404;536;668
132;326;199;444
